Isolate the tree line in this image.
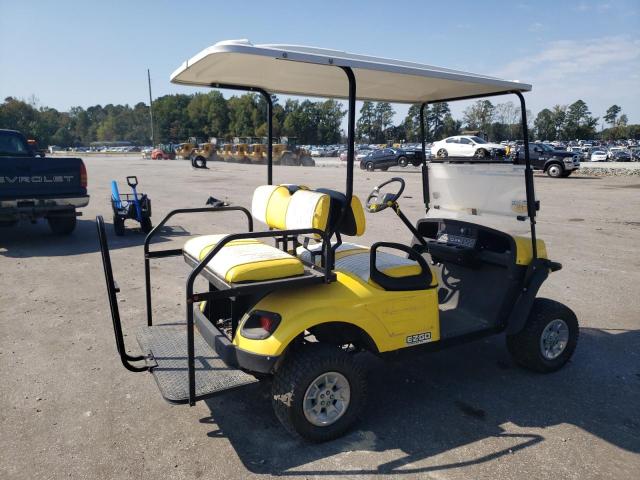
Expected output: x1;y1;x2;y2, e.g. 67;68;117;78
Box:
0;94;637;147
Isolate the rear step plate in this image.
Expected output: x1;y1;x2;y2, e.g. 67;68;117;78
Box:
136;324;258;404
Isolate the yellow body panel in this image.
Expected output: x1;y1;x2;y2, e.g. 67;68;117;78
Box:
233;271;440;356
513;236;547;265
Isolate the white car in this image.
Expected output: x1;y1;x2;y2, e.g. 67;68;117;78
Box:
590;150;607;162
430;135;507;158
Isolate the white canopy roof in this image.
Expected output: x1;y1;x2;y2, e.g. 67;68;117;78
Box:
170;40;531;104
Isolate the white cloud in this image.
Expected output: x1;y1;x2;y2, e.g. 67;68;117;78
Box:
496;35;640;120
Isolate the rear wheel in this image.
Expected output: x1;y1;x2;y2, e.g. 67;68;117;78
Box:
113;215;125;236
437;148;448;158
546;163;564;178
48;213;76;235
140;217;153;234
272;344;367;442
506;298;579;373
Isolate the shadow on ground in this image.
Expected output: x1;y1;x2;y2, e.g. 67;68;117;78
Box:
201;327;640;476
0;218;190;258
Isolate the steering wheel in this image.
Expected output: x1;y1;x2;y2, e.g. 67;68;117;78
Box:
366;177;405;213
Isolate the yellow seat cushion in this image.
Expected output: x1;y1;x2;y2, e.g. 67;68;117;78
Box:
183;235;304;283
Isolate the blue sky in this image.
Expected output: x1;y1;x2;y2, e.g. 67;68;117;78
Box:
1;0;639;127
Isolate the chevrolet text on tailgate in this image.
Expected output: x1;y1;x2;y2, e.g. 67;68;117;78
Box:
0;129;90;234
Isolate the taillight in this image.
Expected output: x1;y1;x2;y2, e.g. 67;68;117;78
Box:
241;310;281;340
80;162;87;188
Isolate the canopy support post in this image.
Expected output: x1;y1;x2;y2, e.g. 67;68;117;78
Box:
259;91;273;185
514;91;537;259
341;67;356;210
419;102;429;212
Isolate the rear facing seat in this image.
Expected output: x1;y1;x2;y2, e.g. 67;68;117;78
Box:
182;185;329;283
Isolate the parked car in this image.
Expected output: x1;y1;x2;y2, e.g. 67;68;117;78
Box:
513;142;580;178
359;147;423;171
590;150;607;162
0;129;89;233
610;150;632;162
431;135;507;158
355;148;373;161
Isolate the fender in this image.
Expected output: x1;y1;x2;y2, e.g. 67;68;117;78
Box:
233;271;440;356
505;258;562;334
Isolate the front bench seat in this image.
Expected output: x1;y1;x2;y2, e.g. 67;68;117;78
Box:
182;185;330;283
295;191;434;290
298;242;435;289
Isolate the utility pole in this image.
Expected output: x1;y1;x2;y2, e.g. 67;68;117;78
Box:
147;69;155;146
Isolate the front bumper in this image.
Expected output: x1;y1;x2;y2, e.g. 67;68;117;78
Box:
194;306;279;374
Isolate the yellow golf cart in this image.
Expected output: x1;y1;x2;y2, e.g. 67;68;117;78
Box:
97;40;578;442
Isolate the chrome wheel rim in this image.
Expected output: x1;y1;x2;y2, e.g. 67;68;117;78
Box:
303;372;351;427
540;319;569;360
548;165;561;177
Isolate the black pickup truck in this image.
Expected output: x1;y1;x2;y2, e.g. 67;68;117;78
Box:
0;129;89;234
513;142;580;178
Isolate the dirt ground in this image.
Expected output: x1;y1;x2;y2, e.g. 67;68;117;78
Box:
1;156;639;480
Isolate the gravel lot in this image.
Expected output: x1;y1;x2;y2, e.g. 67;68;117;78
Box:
1;156;639;479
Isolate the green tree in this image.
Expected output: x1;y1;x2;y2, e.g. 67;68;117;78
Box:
374;102;395;142
534;108;557;140
603;105;621;127
463;100;495;134
356;101;376;142
562;100;598;139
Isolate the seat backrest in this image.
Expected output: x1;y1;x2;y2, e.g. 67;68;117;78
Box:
251;185;330;232
316;188;366;237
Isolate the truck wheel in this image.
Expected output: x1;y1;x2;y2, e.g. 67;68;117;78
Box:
398;156;408;167
140;217;153;234
272;344;367;442
113;216;125;236
48;214;77;235
506;298;579;373
365;162;375;171
301;156;315;167
546;164;564;178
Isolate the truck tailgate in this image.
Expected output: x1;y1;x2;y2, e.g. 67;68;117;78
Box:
0;157;87;199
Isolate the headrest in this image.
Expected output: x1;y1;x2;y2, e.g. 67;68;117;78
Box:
285;190;330;233
316;188;366;236
252;185;290;227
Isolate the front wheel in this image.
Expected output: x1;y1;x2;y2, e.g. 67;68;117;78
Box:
365;162;375;172
506;298;579;373
546;164;564;178
398;156;408;167
272;344;367;442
